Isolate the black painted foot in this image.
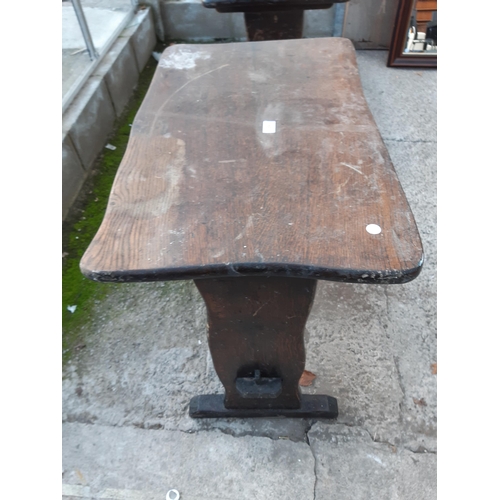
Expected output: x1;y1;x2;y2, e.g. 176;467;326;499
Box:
189;394;338;418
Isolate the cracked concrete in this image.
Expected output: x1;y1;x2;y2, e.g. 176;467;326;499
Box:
307;423;436;500
63;422;316;499
62;50;436;499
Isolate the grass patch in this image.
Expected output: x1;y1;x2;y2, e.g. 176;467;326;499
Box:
62;58;158;365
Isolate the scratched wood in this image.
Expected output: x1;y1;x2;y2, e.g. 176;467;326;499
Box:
80;37;423;284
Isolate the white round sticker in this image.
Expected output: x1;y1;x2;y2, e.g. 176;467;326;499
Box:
366;224;382;235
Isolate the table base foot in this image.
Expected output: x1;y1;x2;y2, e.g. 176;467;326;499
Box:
189;394;338;418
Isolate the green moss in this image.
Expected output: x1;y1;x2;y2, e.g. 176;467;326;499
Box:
62;58;158;365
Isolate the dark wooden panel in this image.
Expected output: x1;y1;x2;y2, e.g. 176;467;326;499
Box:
80;38;423;284
244;11;304;41
202;0;342;13
195;276;316;409
189;394;338;418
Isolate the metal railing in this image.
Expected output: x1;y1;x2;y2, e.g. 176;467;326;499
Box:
63;0;138;112
71;0;99;60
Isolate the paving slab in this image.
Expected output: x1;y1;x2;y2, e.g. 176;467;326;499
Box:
308;422;437;500
383;140;437;453
63;280;315;441
63;421;315;499
303;282;404;445
355;50;437;142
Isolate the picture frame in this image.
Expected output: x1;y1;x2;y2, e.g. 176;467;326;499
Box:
387;0;437;68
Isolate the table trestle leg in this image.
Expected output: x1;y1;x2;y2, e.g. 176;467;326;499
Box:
190;276;338;418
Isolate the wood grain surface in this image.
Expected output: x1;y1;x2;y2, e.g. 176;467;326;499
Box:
80;38;424;284
195;276;316;409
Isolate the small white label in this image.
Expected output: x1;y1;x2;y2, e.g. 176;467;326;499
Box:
366;224;382;235
262;121;276;133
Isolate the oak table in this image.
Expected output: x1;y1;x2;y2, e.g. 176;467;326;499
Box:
80;38;424;419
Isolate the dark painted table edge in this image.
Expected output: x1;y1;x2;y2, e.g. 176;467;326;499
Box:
80;257;424;285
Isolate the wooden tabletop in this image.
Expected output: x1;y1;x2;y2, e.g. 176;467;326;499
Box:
80;38;424;284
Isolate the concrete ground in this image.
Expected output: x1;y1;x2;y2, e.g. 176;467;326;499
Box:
62;0;133;98
62;49;437;500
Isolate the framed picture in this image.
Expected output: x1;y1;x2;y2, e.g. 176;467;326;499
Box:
388;0;437;68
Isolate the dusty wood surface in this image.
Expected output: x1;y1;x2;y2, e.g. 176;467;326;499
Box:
80;37;423;284
244;11;305;41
